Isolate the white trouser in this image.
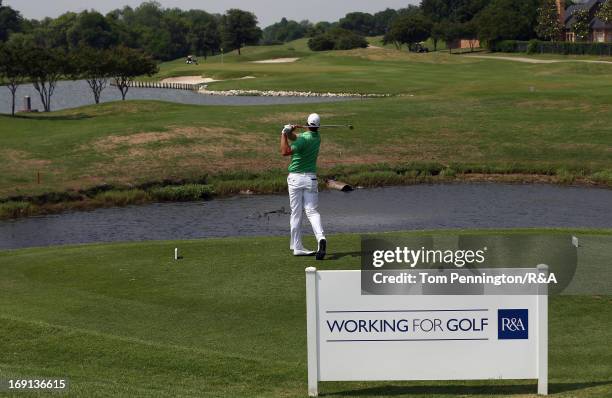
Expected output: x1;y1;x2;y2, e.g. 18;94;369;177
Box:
287;173;325;250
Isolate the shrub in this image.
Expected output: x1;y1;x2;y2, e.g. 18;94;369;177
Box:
307;35;335;51
0;201;36;219
527;39;538;54
590;170;612;185
149;184;214;201
93;189;151;206
492;40;612;56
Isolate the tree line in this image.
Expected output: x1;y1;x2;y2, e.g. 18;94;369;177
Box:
3;0;608;59
269;0;611;52
0;1;261;60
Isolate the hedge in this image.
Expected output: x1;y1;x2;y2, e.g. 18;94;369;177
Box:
491;40;612;56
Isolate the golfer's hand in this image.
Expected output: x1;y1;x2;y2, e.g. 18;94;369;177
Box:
282;124;294;135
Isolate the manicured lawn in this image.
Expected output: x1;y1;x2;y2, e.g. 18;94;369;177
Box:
1;39;611;203
0;229;611;397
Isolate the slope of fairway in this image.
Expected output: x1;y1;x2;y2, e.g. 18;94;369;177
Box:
1;40;612;216
1;229;611;397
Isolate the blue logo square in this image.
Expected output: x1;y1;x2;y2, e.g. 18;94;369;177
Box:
498;309;528;339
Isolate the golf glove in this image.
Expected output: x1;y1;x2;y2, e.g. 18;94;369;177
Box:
282;124;293;135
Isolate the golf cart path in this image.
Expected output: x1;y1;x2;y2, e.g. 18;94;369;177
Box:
468;55;612;64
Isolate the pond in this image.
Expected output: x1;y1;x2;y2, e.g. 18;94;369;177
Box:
1;183;611;250
0;80;354;113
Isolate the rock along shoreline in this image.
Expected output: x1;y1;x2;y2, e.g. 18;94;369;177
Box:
197;88;397;98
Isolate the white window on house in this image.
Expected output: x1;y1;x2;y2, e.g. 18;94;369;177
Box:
594;31;605;42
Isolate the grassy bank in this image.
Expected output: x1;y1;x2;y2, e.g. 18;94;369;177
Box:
1;229;611;397
1;162;610;220
1;39;611;217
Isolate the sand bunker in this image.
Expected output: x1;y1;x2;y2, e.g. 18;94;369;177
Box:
252;58;299;64
161;75;256;85
161;76;211;84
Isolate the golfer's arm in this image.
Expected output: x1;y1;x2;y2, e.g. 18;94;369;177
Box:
280;133;292;156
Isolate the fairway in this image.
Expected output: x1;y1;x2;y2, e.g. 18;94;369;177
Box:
0;229;611;397
1;40;612;218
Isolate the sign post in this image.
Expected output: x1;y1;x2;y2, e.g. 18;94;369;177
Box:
537;264;548;395
305;267;319;397
305;266;548;397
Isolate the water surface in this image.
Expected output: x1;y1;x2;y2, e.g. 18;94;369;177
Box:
1;184;611;250
0;80;353;113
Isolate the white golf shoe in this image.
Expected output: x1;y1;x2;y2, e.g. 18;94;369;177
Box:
293;248;315;256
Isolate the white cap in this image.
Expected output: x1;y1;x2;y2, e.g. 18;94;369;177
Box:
307;113;321;128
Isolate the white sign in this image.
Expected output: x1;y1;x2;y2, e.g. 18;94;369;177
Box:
305;268;548;396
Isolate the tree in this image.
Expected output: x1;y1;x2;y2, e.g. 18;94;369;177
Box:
596;0;612;24
0;42;27;116
339;12;376;36
108;46;158;100
373;9;399;35
67;10;117;49
571;8;591;41
306;21;335;37
475;0;539;45
462;20;479;51
421;0;492;24
29;12;78;49
184;10;221;58
308;28;367;51
220;9;262;55
430;22;445;51
25;46;71;112
74;47;114;104
0;1;23;42
262;18;310;44
438;21;464;53
535;0;563;41
383;11;432;50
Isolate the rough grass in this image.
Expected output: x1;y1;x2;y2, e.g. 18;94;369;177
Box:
0;229;611;397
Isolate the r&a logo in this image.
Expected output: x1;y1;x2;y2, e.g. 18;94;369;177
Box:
498;309;528;340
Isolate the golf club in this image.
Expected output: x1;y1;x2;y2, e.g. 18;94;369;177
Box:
291;124;354;130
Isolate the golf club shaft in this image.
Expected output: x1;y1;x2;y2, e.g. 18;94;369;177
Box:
292;124;353;129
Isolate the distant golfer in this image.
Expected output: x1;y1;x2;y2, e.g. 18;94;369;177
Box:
280;113;326;260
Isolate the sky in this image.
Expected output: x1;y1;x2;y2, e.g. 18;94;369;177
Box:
5;0;419;27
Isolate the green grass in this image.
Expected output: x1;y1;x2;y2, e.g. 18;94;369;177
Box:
0;229;611;397
1;39;611;212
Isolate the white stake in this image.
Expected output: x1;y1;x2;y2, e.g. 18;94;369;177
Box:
571;236;579;248
174;247;179;260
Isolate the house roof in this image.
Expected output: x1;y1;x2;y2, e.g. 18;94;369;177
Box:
591;17;612;29
565;0;612;29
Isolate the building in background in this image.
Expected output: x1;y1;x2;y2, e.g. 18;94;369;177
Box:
564;0;612;42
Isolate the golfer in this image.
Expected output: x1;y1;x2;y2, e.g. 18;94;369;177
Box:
280;113;326;260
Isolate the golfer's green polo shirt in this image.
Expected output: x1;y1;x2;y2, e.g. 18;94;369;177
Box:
288;131;320;173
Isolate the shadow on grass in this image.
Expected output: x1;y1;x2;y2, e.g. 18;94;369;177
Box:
12;113;93;121
322;380;612;396
326;251;361;261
